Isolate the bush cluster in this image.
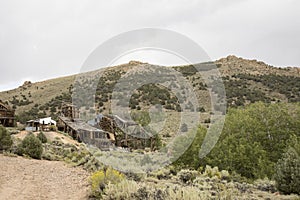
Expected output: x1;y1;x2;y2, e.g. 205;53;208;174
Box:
37;132;47;143
274;136;300;195
0;126;12;151
17;134;43;159
177;169;199;184
90;167;125;198
174;102;300;181
234;74;300;102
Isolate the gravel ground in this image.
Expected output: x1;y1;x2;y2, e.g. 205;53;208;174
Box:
0;154;90;200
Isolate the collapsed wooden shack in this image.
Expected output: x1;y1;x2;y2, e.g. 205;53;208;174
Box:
94;115;155;150
0;101;15;127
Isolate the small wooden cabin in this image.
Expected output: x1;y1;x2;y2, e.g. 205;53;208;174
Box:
0;101;15;127
26;117;56;132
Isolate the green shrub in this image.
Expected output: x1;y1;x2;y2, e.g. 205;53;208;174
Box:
0;126;13;151
17;134;43;159
254;178;276;193
203;165;221;179
124;172;144;181
103;180;212;200
274;146;300;195
103;180;140;199
150;168;171;180
177;169;199;184
90;167;125;198
49;125;57;131
37;132;47;143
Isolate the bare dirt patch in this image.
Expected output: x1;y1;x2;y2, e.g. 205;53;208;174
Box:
0;155;90;200
13;131;80;146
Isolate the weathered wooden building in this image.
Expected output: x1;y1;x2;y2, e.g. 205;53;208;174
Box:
96;115;155;150
57;116;113;150
0;101;15;127
58;102;155;151
57;103;113;150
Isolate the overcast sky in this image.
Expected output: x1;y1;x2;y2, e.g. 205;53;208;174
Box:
0;0;299;91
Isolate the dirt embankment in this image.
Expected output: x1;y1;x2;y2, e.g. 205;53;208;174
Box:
0;155;90;200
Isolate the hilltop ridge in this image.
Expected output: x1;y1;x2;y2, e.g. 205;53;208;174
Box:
0;55;299;122
216;55;300;77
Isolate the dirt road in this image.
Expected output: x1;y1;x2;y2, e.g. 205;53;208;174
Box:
0;155;90;200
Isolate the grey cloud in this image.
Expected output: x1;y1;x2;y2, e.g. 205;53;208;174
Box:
0;0;299;91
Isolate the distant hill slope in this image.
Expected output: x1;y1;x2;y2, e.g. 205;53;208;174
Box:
0;56;299;124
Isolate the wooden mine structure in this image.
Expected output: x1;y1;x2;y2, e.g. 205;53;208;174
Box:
97;115;155;150
57;116;112;150
57;102;155;151
57;103;112;150
61;103;80;119
0;101;15;127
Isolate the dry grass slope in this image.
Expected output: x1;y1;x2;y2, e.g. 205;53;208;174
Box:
0;55;299;117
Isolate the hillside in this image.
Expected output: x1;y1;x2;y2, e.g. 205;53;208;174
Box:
1;54;300;199
0;55;300;125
